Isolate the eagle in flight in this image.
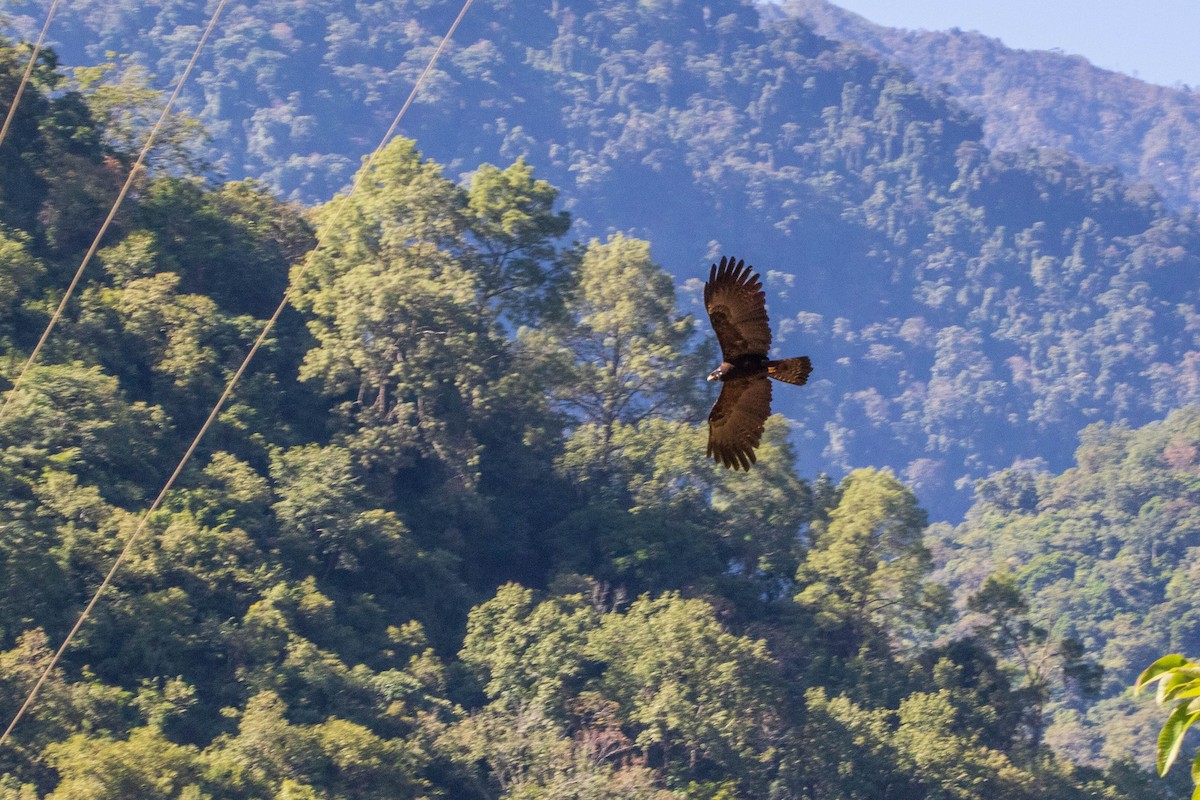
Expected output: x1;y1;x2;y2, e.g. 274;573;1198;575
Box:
705;257;812;470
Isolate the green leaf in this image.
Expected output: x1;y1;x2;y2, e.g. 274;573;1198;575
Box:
1191;749;1200;785
1164;680;1200;704
1137;654;1190;693
1160;672;1200;705
1157;703;1200;775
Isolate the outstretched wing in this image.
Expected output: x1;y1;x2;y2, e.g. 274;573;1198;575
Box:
707;375;772;471
705;256;771;360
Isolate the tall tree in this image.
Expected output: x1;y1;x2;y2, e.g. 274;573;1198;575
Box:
522;233;706;472
967;572;1102;761
465;158;571;326
290;138;499;484
794;468;939;654
588;592;782;791
458;583;597;717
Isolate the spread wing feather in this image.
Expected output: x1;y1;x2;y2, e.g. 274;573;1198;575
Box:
707;375;772;471
705;256;772;359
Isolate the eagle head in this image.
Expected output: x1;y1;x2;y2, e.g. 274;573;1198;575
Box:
707;363;730;381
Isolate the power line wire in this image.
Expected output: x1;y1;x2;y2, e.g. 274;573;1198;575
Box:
0;0;476;747
0;0;232;429
0;0;61;149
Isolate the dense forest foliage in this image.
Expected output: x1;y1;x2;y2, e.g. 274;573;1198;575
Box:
932;406;1200;770
777;0;1200;213
0;34;1192;798
7;0;1200;520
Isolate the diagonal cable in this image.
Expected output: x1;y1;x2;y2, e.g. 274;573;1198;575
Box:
0;0;232;428
0;0;476;748
0;0;62;149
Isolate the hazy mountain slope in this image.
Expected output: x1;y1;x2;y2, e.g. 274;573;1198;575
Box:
932;406;1200;766
775;0;1200;212
6;0;1200;522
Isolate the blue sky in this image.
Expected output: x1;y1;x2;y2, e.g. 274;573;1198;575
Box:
789;0;1200;89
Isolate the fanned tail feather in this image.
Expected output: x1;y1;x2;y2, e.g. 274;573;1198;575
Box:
767;356;812;386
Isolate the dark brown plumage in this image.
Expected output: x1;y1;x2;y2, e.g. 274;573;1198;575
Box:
704;256;812;470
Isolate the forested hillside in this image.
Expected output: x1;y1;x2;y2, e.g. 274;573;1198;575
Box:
0;34;1190;798
7;0;1200;521
776;0;1200;212
933;406;1200;769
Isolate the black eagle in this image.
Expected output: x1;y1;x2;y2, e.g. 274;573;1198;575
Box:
704;257;812;470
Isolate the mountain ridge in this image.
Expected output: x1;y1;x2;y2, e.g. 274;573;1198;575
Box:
775;0;1200;212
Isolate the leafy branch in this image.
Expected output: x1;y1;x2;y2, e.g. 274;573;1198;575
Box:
1134;654;1200;797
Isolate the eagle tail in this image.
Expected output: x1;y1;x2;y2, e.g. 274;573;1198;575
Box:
767;356;812;386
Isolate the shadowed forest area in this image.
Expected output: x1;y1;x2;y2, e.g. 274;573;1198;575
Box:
1;0;1200;797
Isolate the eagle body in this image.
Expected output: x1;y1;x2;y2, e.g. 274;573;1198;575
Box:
708;354;768;383
704;257;812;471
